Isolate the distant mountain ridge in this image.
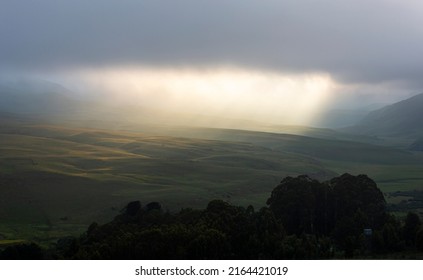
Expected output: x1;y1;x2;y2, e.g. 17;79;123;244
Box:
345;93;423;138
0;79;79;116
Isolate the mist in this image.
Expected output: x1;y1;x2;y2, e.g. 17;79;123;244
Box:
2;0;423;129
63;67;333;127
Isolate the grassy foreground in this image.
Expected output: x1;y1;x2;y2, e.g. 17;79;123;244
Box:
1;119;423;244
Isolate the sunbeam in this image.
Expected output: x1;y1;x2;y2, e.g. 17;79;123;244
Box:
75;67;335;128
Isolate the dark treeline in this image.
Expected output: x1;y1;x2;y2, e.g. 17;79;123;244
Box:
2;173;423;259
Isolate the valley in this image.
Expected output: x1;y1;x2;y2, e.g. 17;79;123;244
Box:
1;113;423;244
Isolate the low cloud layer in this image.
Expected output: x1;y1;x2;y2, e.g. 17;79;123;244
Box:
1;0;423;110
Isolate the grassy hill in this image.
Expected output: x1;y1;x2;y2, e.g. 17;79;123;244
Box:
144;127;423;203
345;93;423;140
0;120;337;243
1;117;423;244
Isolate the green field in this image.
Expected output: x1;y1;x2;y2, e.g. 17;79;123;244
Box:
1;119;423;244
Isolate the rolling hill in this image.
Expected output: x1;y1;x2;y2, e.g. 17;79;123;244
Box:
2;81;423;244
345;93;423;138
0;79;79;116
2;114;423;244
0;117;339;242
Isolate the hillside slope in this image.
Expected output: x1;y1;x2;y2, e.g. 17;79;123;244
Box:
2;116;423;243
346;93;423;138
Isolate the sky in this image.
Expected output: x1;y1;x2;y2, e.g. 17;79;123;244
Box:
1;0;423;126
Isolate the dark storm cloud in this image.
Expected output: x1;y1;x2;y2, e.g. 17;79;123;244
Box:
1;0;423;87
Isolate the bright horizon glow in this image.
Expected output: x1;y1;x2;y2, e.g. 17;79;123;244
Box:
75;67;335;127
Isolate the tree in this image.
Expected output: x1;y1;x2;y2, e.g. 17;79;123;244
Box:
267;175;326;235
403;212;421;247
267;173;387;253
0;243;44;260
330;173;386;230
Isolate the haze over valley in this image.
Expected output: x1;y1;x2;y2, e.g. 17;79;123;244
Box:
1;1;423;258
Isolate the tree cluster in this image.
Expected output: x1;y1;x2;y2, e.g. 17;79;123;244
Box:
2;173;423;259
